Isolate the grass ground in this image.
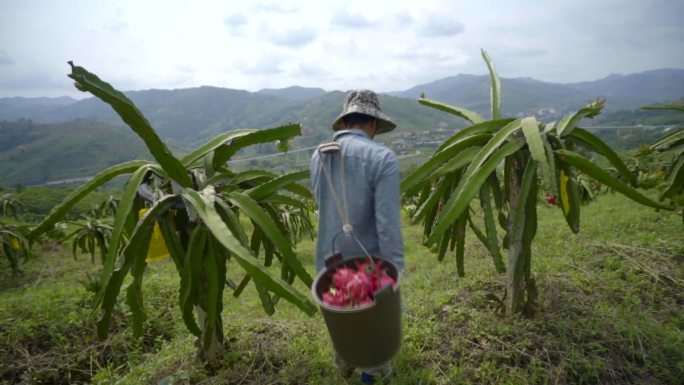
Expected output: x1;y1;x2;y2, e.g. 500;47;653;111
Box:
1;193;682;384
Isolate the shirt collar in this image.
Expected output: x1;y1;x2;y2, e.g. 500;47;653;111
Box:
333;128;370;140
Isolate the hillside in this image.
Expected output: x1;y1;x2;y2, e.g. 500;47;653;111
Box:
585;101;684;151
2;100;682;186
390;68;684;118
566;69;684;108
1;68;683;185
0;88;456;150
0;92;456;185
0;119;149;186
1;68;682;142
0;96;78;122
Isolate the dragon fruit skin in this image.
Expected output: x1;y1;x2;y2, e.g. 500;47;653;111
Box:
376;275;397;290
332;267;356;289
322;259;398;309
546;194;557;205
346;272;373;302
355;260;371;274
322;292;335;305
323;290;349;307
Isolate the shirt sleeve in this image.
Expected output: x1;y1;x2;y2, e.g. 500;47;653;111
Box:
374;151;404;270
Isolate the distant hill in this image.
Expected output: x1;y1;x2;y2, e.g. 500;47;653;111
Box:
0;92;455;185
15;87;307;149
390;74;592;118
257;86;326;100
1;68;682;140
1;68;683;184
0;87;458;150
390;69;684;118
566;69;684;108
0;119;149;185
0;96;78;122
593;99;684;127
586;99;684;150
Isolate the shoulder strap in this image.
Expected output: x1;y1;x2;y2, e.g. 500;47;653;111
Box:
316;141;374;262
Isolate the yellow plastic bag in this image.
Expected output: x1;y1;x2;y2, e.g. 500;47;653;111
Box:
9;237;21;250
139;208;170;262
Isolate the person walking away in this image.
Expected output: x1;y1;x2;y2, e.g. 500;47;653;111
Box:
310;89;404;383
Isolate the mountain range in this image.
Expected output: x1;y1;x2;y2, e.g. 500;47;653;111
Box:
389;69;684;117
1;68;683;186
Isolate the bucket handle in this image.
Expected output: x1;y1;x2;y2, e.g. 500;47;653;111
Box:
318;142;375;273
331;230;376;273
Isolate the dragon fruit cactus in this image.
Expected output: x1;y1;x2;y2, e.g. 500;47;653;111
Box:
322;259;397;308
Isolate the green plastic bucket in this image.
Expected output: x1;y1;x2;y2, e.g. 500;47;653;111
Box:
312;253;402;368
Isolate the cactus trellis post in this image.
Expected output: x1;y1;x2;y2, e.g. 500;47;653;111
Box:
30;63;317;364
402;50;674;315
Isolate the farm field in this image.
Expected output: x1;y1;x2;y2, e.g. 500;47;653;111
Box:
1;193;682;385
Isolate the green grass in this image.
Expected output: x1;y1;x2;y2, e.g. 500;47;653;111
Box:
1;194;682;384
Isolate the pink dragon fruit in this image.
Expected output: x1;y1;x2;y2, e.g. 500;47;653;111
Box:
355;260;371;274
322;289;349;307
546;194;557;205
321;258;398;309
376;275;397;291
332;267;356;289
346;272;373;303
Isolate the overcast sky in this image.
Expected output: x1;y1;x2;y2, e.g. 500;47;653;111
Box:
1;0;682;98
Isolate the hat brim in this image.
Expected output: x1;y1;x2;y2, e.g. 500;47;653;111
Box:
332;109;396;135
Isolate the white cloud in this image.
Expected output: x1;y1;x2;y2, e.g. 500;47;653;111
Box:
224;13;248;28
268;27;317;47
417;15;465;37
0;49;14;65
331;9;372;28
242;57;283;75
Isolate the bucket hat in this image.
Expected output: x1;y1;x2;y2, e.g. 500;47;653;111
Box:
332;89;396;134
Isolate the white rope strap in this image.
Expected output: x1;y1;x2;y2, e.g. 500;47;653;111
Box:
318;143;349;233
317;141;374;262
339;147;351;233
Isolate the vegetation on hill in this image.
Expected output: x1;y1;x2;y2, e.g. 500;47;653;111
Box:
0;92;459;185
584;99;684;151
1;71;682;186
391;69;684;117
0;119;150;186
12;186;119;221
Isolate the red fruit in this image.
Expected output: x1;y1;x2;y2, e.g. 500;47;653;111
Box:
332;267;355;289
376;275;396;290
322;292;335;305
323;260;397;308
546;194;556;205
346;272;372;302
355;260;371;274
323;289;348;307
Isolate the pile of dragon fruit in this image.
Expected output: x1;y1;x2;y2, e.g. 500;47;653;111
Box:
322;260;397;308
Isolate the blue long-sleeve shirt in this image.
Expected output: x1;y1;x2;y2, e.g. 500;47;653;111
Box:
310;128;404;272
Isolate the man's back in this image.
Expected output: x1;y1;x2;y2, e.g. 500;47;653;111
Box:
311;128;404;272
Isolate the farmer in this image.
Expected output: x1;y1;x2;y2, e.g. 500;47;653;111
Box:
310;89;404;383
